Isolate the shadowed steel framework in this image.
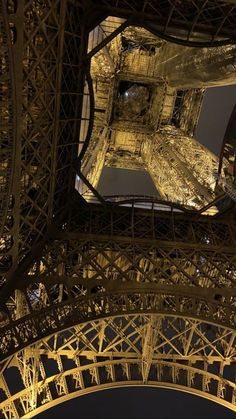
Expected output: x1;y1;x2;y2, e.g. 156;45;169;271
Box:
0;1;236;417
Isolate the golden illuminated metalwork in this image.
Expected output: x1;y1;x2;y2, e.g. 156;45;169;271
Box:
1;1;236;417
80;18;231;208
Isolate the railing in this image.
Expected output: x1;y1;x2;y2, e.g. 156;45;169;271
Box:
103;195;188;212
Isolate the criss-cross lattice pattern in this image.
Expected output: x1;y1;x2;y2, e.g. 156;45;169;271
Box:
141;126;220;207
2;315;236;417
0;2;14;286
0;1;88;289
19;0;61;255
90;0;236;46
0;205;236;362
1;1;236;417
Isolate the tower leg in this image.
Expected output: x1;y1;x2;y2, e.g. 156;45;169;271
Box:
155;44;236;88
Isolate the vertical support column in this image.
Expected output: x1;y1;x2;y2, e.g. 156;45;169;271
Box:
79;127;109;200
155;43;236;88
141;127;220;208
3;0;24;277
142;315;160;383
48;1;67;220
53;3;90;216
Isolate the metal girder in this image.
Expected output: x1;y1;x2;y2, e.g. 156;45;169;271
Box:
219;104;236;181
155;44;236;88
1;204;236;360
0;2;14;245
2;315;236;417
141;126;220;208
86;19;129;60
86;0;236;47
1;1;236;417
0;0;89;290
2;284;236;361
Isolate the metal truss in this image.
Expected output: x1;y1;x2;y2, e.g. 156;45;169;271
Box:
2;0;235;289
83;0;236;47
0;3;14;239
142;126;221;208
79;16;229;211
2;315;236;417
0;0;89;288
0;2;15;287
1;1;236;417
219;104;236;182
1;204;236;357
86;123;223;209
156;43;236;88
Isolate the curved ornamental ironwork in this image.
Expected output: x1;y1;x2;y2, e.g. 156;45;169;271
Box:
1;203;236;357
1;1;236;418
1;314;236;417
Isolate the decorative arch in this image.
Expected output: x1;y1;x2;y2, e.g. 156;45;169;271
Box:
1;205;236;361
1;313;236;417
27;382;236;418
1;284;236;361
1;2;236;418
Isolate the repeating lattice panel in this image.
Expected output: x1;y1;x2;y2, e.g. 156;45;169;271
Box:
1;316;236;416
94;0;236;45
0;1;88;290
1;1;236;417
0;2;14;285
0;206;235;360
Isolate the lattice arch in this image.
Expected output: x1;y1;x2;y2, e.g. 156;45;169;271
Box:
16;382;236;419
1;203;236;360
1;284;236;360
1;314;236;418
1;1;236;418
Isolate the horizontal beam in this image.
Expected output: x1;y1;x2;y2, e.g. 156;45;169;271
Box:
1;285;236;361
51;231;236;253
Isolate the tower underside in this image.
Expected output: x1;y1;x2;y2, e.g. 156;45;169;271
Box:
1;1;236;417
79;19;232;211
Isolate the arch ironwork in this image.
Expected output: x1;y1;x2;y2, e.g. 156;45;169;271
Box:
1;314;236;417
1;285;236;361
1;1;236;417
1;204;236;360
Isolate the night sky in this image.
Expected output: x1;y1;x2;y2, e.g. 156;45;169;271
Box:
195;84;236;155
37;387;236;419
37;85;236;418
37;387;236;418
98;168;160;197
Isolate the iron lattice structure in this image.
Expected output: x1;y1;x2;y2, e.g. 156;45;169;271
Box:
1;0;236;417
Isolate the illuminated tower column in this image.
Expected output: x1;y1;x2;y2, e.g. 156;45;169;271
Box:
94;126;222;209
155;44;236;88
1;1;236;417
140;126;221;208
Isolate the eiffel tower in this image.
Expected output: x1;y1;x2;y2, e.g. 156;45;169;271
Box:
1;1;236;417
